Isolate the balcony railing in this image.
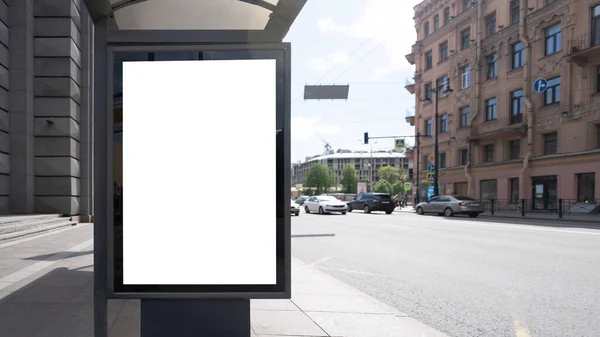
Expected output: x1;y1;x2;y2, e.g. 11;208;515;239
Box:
470;115;525;140
566;31;600;65
405;78;415;94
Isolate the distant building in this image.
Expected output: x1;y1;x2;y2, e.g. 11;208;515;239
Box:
292;150;412;188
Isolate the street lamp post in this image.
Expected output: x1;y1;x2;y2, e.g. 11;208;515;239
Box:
424;83;453;197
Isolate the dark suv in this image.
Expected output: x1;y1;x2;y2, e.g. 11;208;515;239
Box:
347;193;395;214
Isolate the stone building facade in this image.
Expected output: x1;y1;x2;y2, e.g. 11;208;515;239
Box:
0;0;94;221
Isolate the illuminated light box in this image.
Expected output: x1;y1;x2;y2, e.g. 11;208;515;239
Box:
109;47;290;299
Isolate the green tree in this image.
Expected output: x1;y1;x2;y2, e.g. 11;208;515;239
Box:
377;166;401;184
304;163;332;194
340;165;358;194
374;179;393;194
392;181;405;195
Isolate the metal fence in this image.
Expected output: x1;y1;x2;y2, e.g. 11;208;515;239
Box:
480;199;600;218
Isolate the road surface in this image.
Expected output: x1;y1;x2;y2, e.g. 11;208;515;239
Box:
291;209;600;337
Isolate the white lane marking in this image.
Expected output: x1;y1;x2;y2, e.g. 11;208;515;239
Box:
0;238;93;291
513;317;532;337
317;266;386;277
308;256;331;266
394;214;600;236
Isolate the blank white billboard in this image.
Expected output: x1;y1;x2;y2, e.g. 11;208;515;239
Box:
122;59;277;285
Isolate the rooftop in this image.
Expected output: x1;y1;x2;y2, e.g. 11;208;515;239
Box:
305;151;407;163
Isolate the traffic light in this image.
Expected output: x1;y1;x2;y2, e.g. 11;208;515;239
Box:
364;132;369;144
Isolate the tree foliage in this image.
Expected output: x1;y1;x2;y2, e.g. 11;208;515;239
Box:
340;165;358;194
392;181;405;195
374;179;393;194
377;166;402;184
304;163;332;194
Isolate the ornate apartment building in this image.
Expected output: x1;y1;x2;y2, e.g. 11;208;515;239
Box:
406;0;600;208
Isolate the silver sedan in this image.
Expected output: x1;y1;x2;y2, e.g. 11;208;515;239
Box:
304;196;348;215
415;195;485;217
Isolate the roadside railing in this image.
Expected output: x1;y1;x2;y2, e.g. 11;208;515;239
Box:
480;199;600;219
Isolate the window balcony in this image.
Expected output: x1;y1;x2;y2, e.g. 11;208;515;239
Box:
468;116;526;141
405;109;415;126
565;32;600;66
404;78;415;94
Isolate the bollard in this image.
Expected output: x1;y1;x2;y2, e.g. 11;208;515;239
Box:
521;199;525;217
491;199;495;215
558;198;563;219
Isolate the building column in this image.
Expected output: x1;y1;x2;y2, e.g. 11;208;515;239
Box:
33;0;82;216
8;0;35;214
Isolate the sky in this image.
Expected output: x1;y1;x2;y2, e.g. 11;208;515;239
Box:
284;0;422;163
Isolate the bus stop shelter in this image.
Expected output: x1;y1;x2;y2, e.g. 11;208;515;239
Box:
84;0;306;336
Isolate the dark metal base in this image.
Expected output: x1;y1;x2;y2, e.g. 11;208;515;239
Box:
141;299;251;337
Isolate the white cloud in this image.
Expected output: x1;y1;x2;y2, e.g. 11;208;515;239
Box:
317;0;420;78
291;116;342;142
307;51;350;72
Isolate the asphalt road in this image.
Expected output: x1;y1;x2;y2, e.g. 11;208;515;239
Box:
291;208;600;337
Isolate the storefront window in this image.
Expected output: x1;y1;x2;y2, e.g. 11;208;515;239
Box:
577;173;595;202
480;180;497;200
510;178;519;202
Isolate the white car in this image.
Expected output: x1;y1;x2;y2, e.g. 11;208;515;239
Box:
303;195;348;215
291;200;300;216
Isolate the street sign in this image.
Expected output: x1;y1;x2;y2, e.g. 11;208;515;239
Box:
427;154;435;164
427;164;435;171
394;138;406;149
404;182;412;190
426;172;435;182
534;78;547;93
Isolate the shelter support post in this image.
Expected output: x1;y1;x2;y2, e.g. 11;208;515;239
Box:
141;299;251;337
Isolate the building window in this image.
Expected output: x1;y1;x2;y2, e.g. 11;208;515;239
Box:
424;22;430;37
439;153;447;168
545;24;562;55
592;5;600;47
487;53;497;79
508;139;521;159
510;178;519;202
543;132;558;155
480;180;498;200
444;7;450;24
459;106;470;127
426;119;432;136
485;13;496;38
424;82;433;100
440;113;448;133
425;50;433;69
434;14;440;31
484;144;494;162
485;98;497;121
461;28;471;49
437;75;449;95
545;76;560;105
461;66;471;88
463;0;474;11
512;42;524;69
577;173;596;202
597;124;600;148
459;149;469;165
439;41;448;62
597;66;600;92
510;0;520;25
547;0;556;3
510;89;524;124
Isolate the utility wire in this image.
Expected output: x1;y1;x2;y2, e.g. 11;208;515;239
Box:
314;38;372;84
330;42;385;82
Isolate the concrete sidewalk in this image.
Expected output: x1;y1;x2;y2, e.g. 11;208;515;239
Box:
0;224;447;337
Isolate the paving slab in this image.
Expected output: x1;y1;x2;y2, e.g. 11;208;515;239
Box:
0;223;447;337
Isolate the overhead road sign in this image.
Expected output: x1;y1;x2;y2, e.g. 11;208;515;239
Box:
394;138;406;149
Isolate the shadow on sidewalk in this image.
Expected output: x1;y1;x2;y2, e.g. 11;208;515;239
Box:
0;267;135;337
23;250;93;261
440;214;600;230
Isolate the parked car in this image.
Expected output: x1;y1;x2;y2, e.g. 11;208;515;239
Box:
415;195;485;217
347;193;395;214
304;196;347;215
291;200;300;216
294;195;309;206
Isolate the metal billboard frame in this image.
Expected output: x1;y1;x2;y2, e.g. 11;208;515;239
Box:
95;34;291;300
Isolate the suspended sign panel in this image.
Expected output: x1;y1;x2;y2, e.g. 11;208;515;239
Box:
109;45;291;299
304;84;349;100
